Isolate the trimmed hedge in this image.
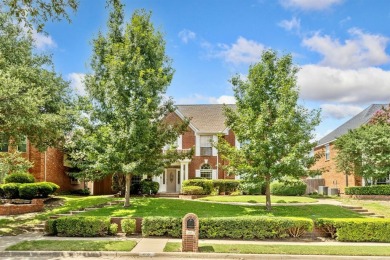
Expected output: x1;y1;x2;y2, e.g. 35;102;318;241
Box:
46;217;111;237
0;183;20;199
345;185;390;195
316;218;390;242
271;180;307;196
213;180;240;194
182;179;213;195
141;216;313;239
181;186;204;195
19;183;39;199
142;217;182;237
4;172;35;184
121;218;136;236
239;181;266;195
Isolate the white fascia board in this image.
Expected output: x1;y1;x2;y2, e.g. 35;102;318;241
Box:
315;139;336;149
174;109;198;132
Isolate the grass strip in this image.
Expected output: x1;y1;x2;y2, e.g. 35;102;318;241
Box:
199;195;317;204
6;240;137;251
164;242;390;256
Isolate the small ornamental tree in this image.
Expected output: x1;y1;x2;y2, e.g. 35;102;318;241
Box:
215;50;321;211
82;0;191;207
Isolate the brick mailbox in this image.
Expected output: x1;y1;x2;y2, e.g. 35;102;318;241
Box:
182;213;199;252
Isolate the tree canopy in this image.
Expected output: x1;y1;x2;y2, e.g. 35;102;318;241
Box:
215;50;321;210
0;14;75;152
0;0;78;32
335;105;390;184
76;0;189;206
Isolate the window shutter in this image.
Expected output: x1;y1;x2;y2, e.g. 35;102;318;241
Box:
195;135;200;156
177;135;182;150
195;170;201;178
212;170;217;180
212;135;218;156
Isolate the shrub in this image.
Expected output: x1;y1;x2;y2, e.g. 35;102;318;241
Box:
345;185;390;195
230;191;241;196
140;179;159;195
199;217;312;240
142;217;182;237
316;218;390;242
181;186;204;195
1;183;20;199
36;182;59;197
121;218;136;236
45;219;58;235
0;185;4;198
182;179;213;195
55;217;111;237
70;188;90;196
19;183;38;199
239;181;266;195
4;172;35;184
315;218;337;238
109;223;118;235
213;180;240;194
271;180;307;196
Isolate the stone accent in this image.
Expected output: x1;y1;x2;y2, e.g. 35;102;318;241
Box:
182;213;199;252
0;199;44;215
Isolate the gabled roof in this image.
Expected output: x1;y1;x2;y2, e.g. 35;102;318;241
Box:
316;104;387;147
176;104;236;133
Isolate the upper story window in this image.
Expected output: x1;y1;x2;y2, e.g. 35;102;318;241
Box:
17;137;27;152
200;135;212;156
0;135;8;152
200;163;212;179
325;144;330;161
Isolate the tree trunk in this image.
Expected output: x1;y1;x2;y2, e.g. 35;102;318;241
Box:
124;174;132;207
265;173;272;211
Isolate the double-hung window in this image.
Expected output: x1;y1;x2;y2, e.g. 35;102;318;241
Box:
200;164;212;179
200;135;212;156
325;144;330;161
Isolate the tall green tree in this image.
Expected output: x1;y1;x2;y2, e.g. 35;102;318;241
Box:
0;14;75;152
1;0;78;32
335;105;390;184
84;0;189;207
215;50;320;211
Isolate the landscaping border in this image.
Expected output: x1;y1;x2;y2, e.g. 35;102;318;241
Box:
341;195;390;200
0;199;45;215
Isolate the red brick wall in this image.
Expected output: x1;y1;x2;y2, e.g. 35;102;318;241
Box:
0;199;44;215
311;142;362;193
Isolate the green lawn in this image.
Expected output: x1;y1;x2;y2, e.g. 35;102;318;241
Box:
6;240;137;251
337;198;390;218
165;242;390;256
198;195;317;203
78;197;362;219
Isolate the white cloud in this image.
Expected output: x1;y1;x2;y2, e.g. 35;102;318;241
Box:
278;17;301;32
209;95;236;104
298;65;390;103
280;0;344;10
217;37;265;65
321;104;364;119
178;29;196;43
303;29;390;69
32;31;57;49
68;73;86;96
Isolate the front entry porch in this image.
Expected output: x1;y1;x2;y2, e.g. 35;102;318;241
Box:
154;159;190;193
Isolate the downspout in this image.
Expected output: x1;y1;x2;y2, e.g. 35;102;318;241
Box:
44;152;47;182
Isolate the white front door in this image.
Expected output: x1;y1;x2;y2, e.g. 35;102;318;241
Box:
166;168;176;192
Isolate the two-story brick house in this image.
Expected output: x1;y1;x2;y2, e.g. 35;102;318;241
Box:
152;104;237;193
309;104;387;193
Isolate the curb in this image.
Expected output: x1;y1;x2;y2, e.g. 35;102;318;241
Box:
1;251;390;259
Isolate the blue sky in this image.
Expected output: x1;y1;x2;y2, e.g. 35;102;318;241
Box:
34;0;390;140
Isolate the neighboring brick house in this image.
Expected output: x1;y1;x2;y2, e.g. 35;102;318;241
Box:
152;104;238;193
309;104;387;193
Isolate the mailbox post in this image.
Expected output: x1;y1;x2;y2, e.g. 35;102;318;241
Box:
182;213;199;252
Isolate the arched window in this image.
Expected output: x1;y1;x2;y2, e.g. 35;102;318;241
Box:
200;163;212;179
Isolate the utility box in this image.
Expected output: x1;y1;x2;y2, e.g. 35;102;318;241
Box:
318;186;328;195
182;213;199;252
329;188;339;196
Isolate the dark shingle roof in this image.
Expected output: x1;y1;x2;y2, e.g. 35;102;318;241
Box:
317;104;387;147
176;104;236;133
